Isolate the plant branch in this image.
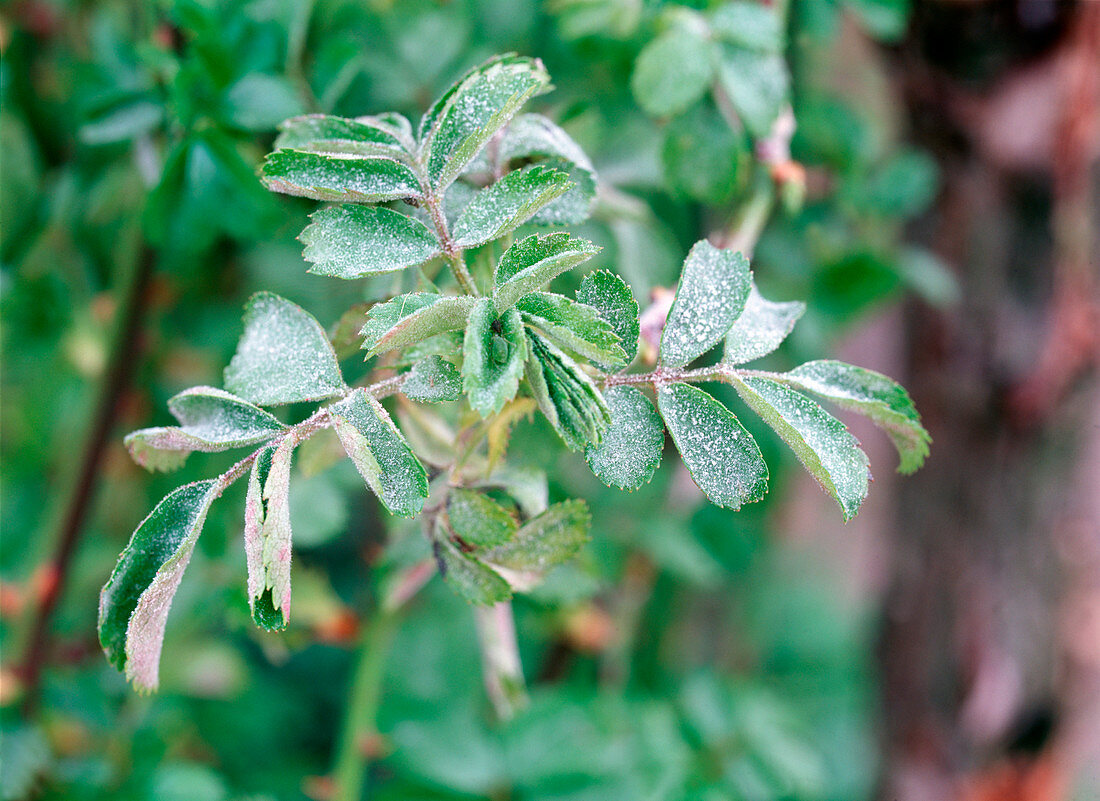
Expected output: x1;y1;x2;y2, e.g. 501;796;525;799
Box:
422;190;479;296
475;601;528;721
601;363;785;390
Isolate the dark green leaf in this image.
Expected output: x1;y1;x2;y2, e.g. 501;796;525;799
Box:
662;103;750;206
493;232;600;313
722;286;805;364
300;205;440;278
451;165;572;249
274;113;411;155
447;489;518;549
481;500;591;573
261;149;421;203
525;330;610;451
360;293;477;357
401;355;462;403
435;538;512;605
585;386;664;490
517;292;627;366
462;300;528;418
576;270;640;368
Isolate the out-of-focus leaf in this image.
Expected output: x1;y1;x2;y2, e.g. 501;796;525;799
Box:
224;73;305;131
401;355;462;403
662;103;749;206
524;330;610;450
260;149;421;203
632;24;715;118
361;293;477;357
517;292;627;366
708;2;783;52
716;47;788;139
493;232;600;312
657;382;767;509
447;489;518;549
451;164;572;248
585;386;664;490
481;500;590;573
462;301;528;417
576;269;640;368
845;0;911;42
224;292;347;406
300;205;440;278
0;725;50;801
436;538;513;605
80;98;163;145
722;286;805;365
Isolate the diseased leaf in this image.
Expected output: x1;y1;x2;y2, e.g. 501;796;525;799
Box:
660;241;752;368
261;149;421;203
435;537;512;605
722;286;805;364
708;1;783;52
632;24;716;118
716;46;789;139
462;301;528;418
225;292;347;406
451;165;572;249
474;465;549;517
330;389;429;517
274;113;410;156
585;386;664;490
401;355;462;403
731;376;869;521
360;293;477;357
784;360;930;473
576;270;640;368
493;232;600;313
517;292;627;366
525;330;610;451
420;55;550;191
243;440;295;631
98;480;219;691
300;205;440;279
447;489;517;549
657;382;768;509
481;500;590;573
125;386;287;471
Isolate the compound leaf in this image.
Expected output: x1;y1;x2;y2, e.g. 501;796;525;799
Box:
493;232;600;313
517;292;626;366
585;386;664;491
361;293;477;357
401;355;462;403
722;285;805;365
451;165;572;249
481;500;591;573
261;149;421;203
525;330;610;451
447;489;518;550
300;205;440;279
462;301;528;418
576;269;640;368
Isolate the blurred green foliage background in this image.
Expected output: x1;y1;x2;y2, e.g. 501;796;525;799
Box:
1;0;955;799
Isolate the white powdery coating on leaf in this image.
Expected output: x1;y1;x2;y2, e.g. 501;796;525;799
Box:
657;382;768;509
168;386;286;442
261;150;421;203
224;292;347;406
462;301;528;418
301;205;441;279
260;437;295;616
243;447;270;605
451;164;572;248
660;241;751;368
492;232;599;313
585;386;664;490
362;294;477;357
576;270;640;367
481;499;591;573
722;286;805;365
498;114;598;225
401;355;462;403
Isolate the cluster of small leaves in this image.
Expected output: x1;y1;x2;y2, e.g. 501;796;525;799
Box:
99;54;928;691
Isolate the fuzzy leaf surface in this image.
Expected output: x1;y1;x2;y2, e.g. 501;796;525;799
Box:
722;286;805;364
462;301;528;418
451;165;572;249
361;293;477;357
243;439;295;630
576;270;640;368
300;205;440;278
784;360;930;473
436;538;512;605
447;489;518;550
498;114;598;224
585;386;664;490
481;500;591;573
261;149;421;203
401;356;462;403
224;292;347;406
660;241;752;368
525;331;610;451
732;376;869;521
274;114;410;156
657;382;768;509
493;232;600;313
517;292;627;366
98;480;218;691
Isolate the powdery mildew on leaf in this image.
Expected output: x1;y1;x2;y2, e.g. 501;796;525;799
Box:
462;301;528;418
517;292;626;366
657;382;768;509
493;232;600;313
722;286;805;365
481;499;591;573
256;436;295;627
731;376;869;521
98;480;219;691
451;164;572;249
401;355;462;403
498;114;598;225
660;241;752;368
243;446;283;630
330;389;429;517
361;293;477;357
447;489;518;550
525;331;610;451
261;149;422;203
300;206;440;279
274;114;409;157
576;270;641;368
435;536;513;605
785;360;931;473
224;292;347;406
585;386;664;490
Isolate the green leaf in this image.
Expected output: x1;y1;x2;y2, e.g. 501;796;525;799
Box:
447;489;518;550
420;55;550;191
722;286;805;365
330;389;429;517
716;46;789;139
517;292;627;366
224;73;305;132
632;24;716;117
451;164;572;249
708;2;783;52
585;386;664;490
125;386;287;471
784;360;930;473
660;241;752;368
462;301;528;418
98;480;219;691
493;232;600;313
243;440;295;631
300;205;440;279
260;149;421;203
481;500;591;573
525;330;610;451
274;113;410;155
497;114;599;225
473;465;549;517
360;293;477;357
657;382;767;509
225;292;347;406
730;376;869;521
401;355;462;403
435;538;512;605
662;102;750;206
576;270;640;368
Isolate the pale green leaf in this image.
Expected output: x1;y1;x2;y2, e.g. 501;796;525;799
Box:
576;269;640;368
657;382;768;509
722;286;805;364
435;538;512;605
98;480;219;691
329;389;429;517
708;2;783;52
224;292;347;406
447;489;518;550
784;360;930;473
274;113;410;156
632;25;716;118
493;232;600;313
660;241;752;368
716;46;789;138
243;439;295;631
401;355;462;403
462;300;528;418
481;500;591;573
451;164;572;249
261;149;421;203
731;376;869;521
360;293;477;357
525;330;610;451
585;386;664;490
224;74;306;132
300;205;440;279
498;114;598;225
